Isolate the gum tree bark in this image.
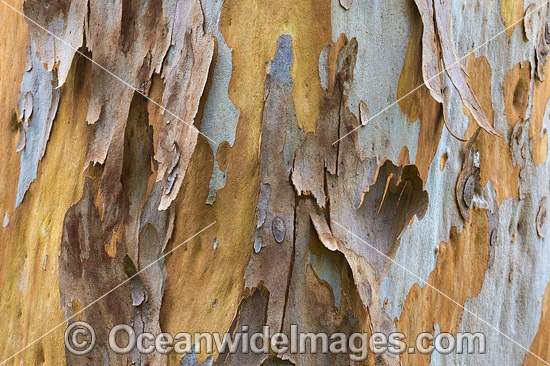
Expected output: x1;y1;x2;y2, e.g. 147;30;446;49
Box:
0;0;550;365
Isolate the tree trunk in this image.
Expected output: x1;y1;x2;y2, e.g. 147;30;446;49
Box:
0;0;549;365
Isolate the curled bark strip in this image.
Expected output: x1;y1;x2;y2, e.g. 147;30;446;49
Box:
155;0;215;209
433;0;498;136
412;0;499;137
310;211;374;311
413;0;444;103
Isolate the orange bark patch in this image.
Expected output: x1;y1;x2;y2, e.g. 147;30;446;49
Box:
398;146;411;165
524;280;550;365
440;152;448;171
504;61;531;125
501;0;525;36
398;208;490;366
531;61;550;166
464;55;520;205
463;55;495;127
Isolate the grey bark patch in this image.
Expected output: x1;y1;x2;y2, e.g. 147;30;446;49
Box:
201;0;240;205
433;0;497;136
291;135;327;208
308;252;342;308
269;34;294;89
256;183;271;228
523;3;538;42
15;50;60;207
272;217;286;243
180;345;214;366
318;44;331;90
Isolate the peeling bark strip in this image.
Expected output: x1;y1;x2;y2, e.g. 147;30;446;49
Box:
16;0;213;260
414;0;444;104
59;93;175;365
3;0;550;365
241;35;428;366
154;0;214;210
18;0;213;214
413;0;498;137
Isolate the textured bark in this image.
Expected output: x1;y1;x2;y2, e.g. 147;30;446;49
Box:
1;0;550;365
